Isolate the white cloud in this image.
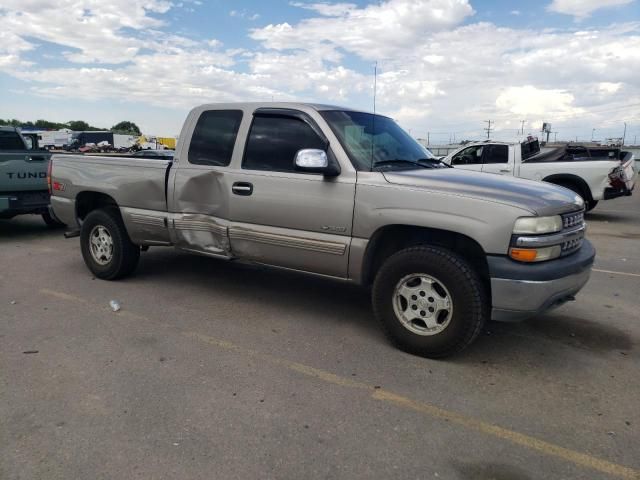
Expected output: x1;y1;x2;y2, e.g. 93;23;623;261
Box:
290;2;358;16
510;10;521;15
230;9;260;20
496;86;581;117
0;0;638;140
598;82;623;94
252;0;475;61
547;0;634;19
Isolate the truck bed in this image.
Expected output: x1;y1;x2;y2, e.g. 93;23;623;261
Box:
50;154;171;217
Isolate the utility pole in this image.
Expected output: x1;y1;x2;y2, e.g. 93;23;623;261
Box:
484;120;493;139
554;132;558;142
427;132;430;145
622;122;627;146
520;120;526;135
591;128;596;142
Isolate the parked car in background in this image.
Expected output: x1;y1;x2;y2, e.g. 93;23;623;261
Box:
50;103;594;358
441;138;636;211
0;127;63;226
131;149;174;159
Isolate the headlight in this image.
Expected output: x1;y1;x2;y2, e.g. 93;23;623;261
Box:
513;215;563;235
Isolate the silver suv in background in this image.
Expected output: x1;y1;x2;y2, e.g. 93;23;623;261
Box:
50;103;594;357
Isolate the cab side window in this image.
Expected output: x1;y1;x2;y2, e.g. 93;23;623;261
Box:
484;145;509;164
0;131;26;150
451;145;483;165
188;110;243;166
242;116;325;173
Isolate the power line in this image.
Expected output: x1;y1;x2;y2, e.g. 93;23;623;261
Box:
484;120;493;139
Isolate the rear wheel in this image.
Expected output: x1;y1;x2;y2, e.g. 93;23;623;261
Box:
553;181;597;211
80;208;140;280
372;246;487;358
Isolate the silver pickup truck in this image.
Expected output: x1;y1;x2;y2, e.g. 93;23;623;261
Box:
50;103;595;358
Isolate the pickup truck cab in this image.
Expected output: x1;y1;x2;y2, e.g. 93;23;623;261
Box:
50;103;594;358
441;138;637;211
0;126;62;226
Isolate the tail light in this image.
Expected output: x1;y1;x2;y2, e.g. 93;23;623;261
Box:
608;166;625;189
47;159;53;194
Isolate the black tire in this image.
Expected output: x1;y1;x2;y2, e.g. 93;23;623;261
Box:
372;246;487;358
553;181;596;211
80;208;140;280
42;210;66;228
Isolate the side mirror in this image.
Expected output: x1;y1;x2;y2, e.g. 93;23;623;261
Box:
294;149;340;177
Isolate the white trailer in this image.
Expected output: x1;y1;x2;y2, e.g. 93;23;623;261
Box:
113;134;137;149
37;130;72;149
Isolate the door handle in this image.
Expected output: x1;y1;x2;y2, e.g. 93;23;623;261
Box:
499;168;511;173
232;182;253;196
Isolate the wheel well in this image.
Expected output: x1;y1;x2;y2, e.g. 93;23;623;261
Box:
75;191;118;221
543;174;593;202
362;225;490;289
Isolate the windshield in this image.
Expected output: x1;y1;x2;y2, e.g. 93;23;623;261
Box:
320;111;435;171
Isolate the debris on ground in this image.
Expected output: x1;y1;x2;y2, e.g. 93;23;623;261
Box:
10;300;16;305
23;350;38;354
109;300;121;312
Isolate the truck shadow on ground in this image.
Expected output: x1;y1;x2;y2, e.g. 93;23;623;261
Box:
0;217;62;240
451;461;532;480
133;249;379;338
131;249;636;361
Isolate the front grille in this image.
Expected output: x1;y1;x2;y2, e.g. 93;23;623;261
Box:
562;211;584;229
560;210;586;256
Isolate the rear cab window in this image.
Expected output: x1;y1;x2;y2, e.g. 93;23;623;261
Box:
521;138;541;161
0;131;26;150
188;110;243;166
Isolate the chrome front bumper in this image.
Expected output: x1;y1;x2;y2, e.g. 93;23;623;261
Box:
488;240;595;322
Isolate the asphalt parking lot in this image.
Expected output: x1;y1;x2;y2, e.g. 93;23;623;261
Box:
1;194;639;480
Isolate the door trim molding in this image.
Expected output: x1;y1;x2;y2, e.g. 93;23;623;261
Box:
229;226;347;256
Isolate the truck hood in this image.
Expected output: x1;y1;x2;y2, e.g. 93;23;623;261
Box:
382;168;583;216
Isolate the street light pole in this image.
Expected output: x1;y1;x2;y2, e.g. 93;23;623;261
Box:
591;128;596;141
622;122;627;146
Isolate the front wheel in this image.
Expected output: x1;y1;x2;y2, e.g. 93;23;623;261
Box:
372;246;487;358
80;208;140;280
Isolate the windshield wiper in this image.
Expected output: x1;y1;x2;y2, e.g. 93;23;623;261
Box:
416;157;452;168
373;159;430;170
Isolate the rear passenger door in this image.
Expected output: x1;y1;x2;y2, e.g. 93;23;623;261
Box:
226;109;356;278
169;109;244;257
481;144;513;175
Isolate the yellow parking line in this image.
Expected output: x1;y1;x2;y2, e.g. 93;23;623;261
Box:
40;288;640;479
593;269;640;278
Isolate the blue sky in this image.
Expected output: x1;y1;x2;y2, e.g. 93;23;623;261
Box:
1;0;639;142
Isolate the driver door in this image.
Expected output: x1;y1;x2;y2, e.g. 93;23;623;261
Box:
226;109;356;278
449;145;484;172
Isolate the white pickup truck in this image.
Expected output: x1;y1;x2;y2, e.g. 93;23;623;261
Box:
442;139;637;211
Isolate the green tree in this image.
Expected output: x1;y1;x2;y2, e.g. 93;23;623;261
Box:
111;121;141;136
67;120;93;131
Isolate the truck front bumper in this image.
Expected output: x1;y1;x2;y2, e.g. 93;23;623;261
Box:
488;240;595;322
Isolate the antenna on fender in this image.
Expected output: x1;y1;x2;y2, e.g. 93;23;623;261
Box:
370;61;378;171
